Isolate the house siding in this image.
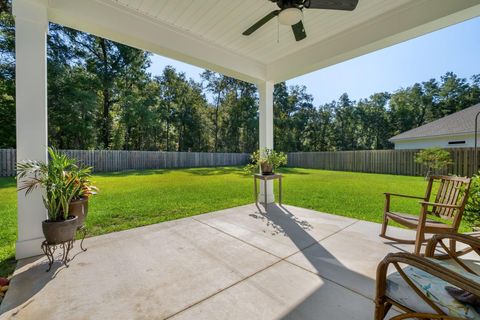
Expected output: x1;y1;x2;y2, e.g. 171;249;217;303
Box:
393;134;477;150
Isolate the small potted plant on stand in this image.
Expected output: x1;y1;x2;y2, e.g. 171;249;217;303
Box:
17;148;81;269
245;148;287;175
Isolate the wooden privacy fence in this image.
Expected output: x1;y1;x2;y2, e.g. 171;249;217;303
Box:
0;149;250;177
288;148;479;177
2;148;478;177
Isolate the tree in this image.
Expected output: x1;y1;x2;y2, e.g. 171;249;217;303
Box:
273;83;314;152
176;80;210;152
438;72;470;116
0;0;15;148
120;77;161;150
414;147;452;179
302;104;334;151
3;7;480;154
389;84;427;135
201;71;227;152
61;30;152;149
218;78;258;152
356;92;391;150
333;93;359;150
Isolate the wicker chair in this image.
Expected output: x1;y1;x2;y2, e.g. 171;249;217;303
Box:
375;233;480;320
380;175;471;255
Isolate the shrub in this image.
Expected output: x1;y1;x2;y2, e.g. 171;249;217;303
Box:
465;173;480;229
414;147;452;179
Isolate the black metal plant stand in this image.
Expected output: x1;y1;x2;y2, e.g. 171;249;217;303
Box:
77;226;88;252
41;239;75;272
41;226;88;272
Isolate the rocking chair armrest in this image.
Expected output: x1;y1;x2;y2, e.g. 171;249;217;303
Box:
384;193;426;200
418;201;462;209
425;233;480;258
376;252;480;298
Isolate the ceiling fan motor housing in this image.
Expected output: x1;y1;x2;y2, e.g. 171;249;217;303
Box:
278;8;303;25
243;0;359;41
272;0;306;9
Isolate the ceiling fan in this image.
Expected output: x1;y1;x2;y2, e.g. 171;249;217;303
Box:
242;0;359;41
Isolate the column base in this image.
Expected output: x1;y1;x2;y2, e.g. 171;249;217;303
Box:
258;192;275;204
16;236;44;260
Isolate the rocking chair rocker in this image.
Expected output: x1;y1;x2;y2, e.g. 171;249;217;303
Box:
380;175;471;255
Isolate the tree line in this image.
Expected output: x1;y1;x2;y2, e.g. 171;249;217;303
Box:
1;1;480;153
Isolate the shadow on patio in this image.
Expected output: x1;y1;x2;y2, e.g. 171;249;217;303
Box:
1;203;413;319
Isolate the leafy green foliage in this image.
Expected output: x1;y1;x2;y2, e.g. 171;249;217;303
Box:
465;173;480;228
0;0;15;149
245;148;288;174
16;148;94;221
414;147;453;178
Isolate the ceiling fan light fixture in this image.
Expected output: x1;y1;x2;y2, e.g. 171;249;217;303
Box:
278;7;303;25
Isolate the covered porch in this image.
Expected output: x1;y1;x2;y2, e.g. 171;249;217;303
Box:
1;204;416;319
6;0;480;318
13;0;480;260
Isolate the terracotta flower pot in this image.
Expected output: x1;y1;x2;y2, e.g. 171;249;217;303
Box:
260;162;273;175
69;197;89;228
42;216;78;244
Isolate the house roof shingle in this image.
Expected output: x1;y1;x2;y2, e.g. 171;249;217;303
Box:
389;103;480;141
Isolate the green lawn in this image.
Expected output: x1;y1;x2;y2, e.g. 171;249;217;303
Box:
0;167;451;277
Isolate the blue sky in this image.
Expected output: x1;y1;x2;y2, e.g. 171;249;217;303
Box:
148;16;480;106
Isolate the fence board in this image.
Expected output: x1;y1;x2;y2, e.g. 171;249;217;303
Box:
288;148;479;177
0;149;250;177
2;148;478;178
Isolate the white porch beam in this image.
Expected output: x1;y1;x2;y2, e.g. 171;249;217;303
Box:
13;0;49;259
258;81;275;204
47;0;267;85
267;0;480;82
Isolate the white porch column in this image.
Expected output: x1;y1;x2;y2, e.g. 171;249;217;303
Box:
13;0;49;259
257;81;275;204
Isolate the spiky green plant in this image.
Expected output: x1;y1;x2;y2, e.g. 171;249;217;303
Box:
71;164;97;200
16;147;82;221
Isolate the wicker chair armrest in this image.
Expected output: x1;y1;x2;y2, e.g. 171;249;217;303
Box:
384;192;426;200
419;201;461;209
376;252;480;298
425;233;480;258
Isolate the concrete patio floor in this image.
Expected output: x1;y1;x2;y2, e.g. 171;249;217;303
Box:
0;204;416;320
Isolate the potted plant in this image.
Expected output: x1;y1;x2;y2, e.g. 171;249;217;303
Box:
68;165;97;228
17;148;81;244
245;148;288;175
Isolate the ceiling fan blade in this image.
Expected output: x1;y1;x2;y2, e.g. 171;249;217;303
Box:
291;20;306;41
242;10;279;36
305;0;359;11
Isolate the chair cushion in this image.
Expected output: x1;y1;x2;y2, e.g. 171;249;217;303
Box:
386;259;480;319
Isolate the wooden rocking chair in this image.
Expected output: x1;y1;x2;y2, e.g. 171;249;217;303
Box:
375;233;480;319
380;175;471;255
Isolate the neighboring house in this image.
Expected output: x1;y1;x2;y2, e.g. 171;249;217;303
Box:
390;103;480;150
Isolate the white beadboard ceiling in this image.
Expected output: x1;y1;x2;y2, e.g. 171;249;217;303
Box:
47;0;480;83
111;0;408;64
